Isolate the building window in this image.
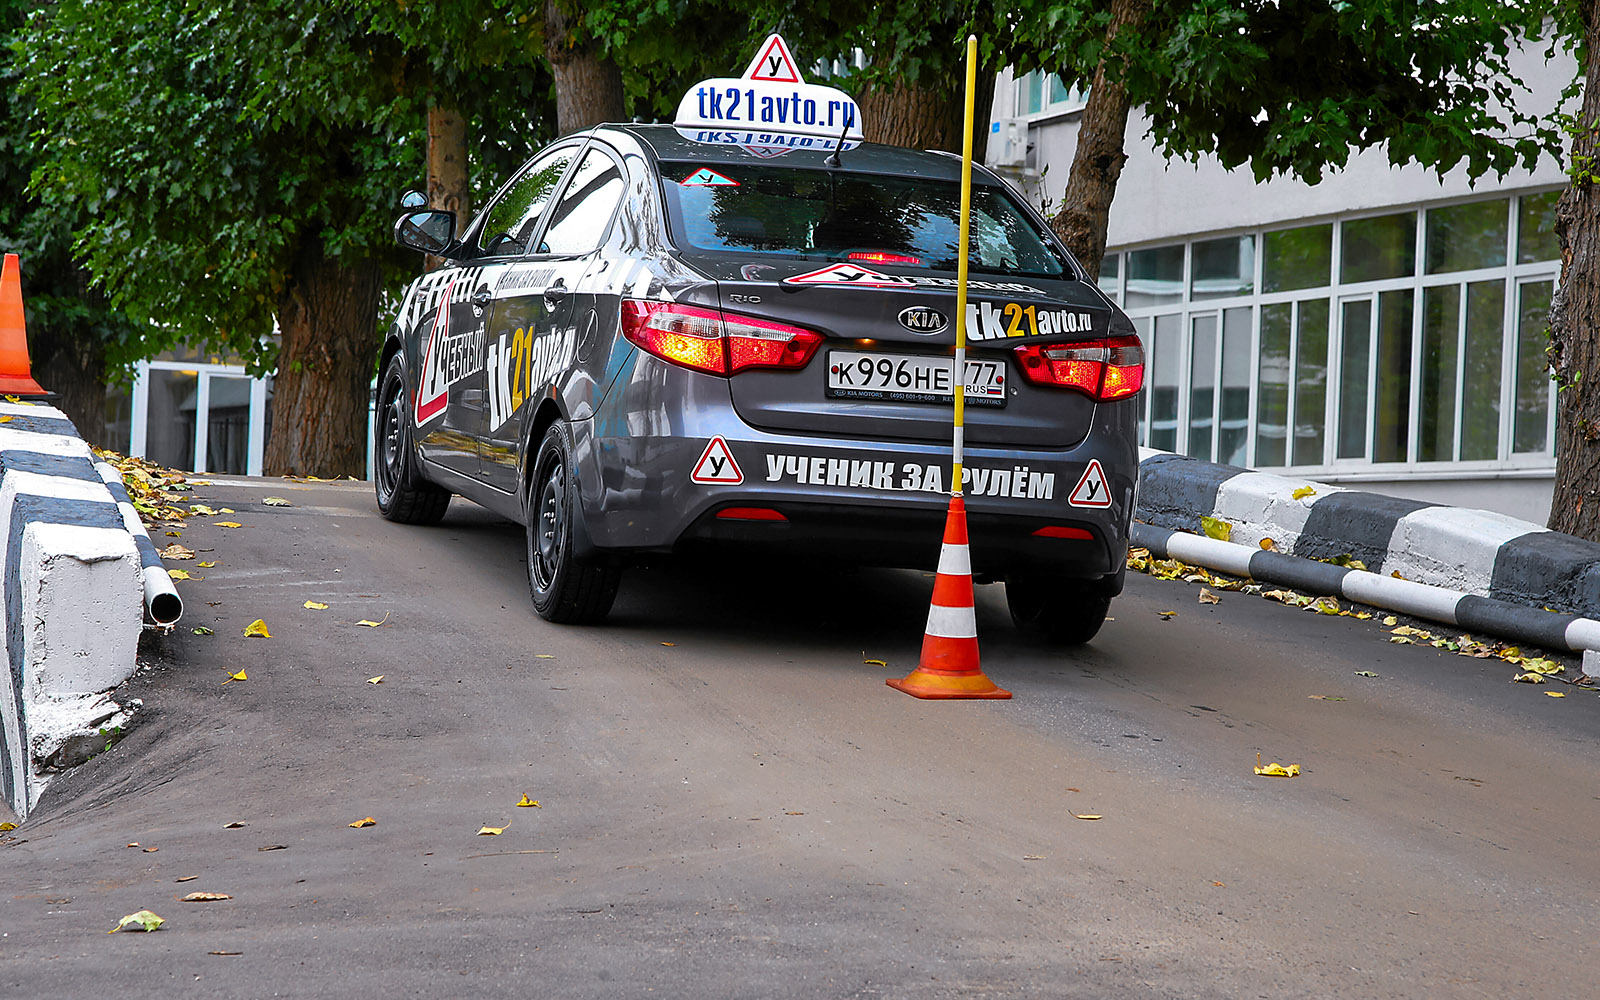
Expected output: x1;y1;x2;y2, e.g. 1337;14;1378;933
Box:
1108;191;1561;476
1015;71;1088;117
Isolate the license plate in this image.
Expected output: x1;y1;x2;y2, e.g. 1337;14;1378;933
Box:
826;351;1006;407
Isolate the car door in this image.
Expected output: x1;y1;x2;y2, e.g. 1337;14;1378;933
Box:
480;144;629;495
414;143;580;481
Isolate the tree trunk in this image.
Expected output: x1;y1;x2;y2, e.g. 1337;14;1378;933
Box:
1050;0;1151;280
544;0;624;135
264;240;382;478
1548;1;1600;537
23;267;110;447
426;103;469;272
857;73;994;161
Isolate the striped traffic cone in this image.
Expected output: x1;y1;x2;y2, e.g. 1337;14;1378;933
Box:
887;493;1012;699
0;254;46;396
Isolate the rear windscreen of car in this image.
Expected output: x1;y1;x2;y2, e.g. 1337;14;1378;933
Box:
660;162;1072;279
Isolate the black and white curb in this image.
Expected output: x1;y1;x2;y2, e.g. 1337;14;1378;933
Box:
1136;451;1600;621
94;459;183;627
0;400;173;821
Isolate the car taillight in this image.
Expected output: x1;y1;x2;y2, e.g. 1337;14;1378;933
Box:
621;300;822;376
1012;334;1144;401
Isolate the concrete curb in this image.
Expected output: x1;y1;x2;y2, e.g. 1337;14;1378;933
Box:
1132;523;1600;662
0;401;171;820
1135;450;1600;620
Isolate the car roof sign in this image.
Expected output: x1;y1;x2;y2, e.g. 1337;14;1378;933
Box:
673;33;865;152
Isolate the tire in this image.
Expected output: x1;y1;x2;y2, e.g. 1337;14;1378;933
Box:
374;353;451;525
1006;574;1113;646
525;422;621;623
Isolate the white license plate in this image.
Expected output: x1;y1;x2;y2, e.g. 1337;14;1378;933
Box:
826;351;1006;406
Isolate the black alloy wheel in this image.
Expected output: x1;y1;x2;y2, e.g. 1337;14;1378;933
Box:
525;422;620;623
374;354;451;524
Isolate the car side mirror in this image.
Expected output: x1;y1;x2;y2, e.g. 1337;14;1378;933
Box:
394;208;457;256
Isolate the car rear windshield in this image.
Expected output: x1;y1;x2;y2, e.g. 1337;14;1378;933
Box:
660;162;1072;279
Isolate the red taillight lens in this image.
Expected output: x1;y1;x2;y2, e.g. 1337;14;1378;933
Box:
1032;525;1095;539
621;301;822;376
715;507;788;521
1012;334;1144;401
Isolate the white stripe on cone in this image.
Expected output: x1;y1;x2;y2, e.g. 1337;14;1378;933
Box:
925;602;978;638
936;541;971;577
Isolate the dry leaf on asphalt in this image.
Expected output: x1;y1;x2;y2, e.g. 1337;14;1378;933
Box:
516;795;540;808
1158;610;1177;620
534;654;555;659
1512;672;1548;684
1023;855;1047;860
169;570;193;581
111;910;165;933
1306;596;1341;615
160;544;195;560
660;642;676;647
220;508;235;514
222;821;246;829
243;619;271;638
1074;814;1103;821
862;658;888;666
175;875;198;882
189;504;218;516
1547;691;1567;698
213;521;244;528
477;824;508;836
304;601;328;610
0;821;16;831
349;817;376;828
198;561;216;568
191;626;213;635
221;670;247;685
1253;753;1301;778
1354;670;1379;678
1198;588;1220;605
356;612;390;628
366;675;384;684
262;497;293;507
180;892;231;902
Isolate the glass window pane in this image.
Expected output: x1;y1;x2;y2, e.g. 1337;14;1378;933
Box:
1374;290;1414;462
478;146;577;255
1518;191;1561;264
104;382;133;453
1148;314;1181;452
1419;285;1461;461
1048;74;1071;105
1459;280;1505;461
1262;224;1331;293
1219;307;1252;465
541;150;625;256
1021;72;1043;115
1341;212;1416;284
1514;281;1553;453
1256;303;1291;466
1126;246;1184;309
1338;300;1372;460
1192;235;1254;301
1098;253;1119;300
145;369;198;471
1132;315;1150;445
1426;200;1508;274
205;376;254;475
1188;314;1217;459
1293;299;1330;466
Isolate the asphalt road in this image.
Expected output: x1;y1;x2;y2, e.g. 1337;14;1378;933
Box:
3;477;1598;999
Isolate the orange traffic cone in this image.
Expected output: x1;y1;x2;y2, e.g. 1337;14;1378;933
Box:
0;254;46;396
887;493;1012;699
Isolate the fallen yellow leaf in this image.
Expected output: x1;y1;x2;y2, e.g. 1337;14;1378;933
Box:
1074;814;1103;821
243;619;271;638
863;658;888;666
0;822;15;831
198;561;216;568
179;892;232;902
349;817;376;828
111;910;165;933
221;670;247;685
219;508;235;514
303;601;328;610
1158;610;1177;619
160;544;195;560
190;504;218;515
169;569;193;581
1382;615;1398;626
1198;588;1220;605
1253;752;1300;777
1292;485;1317;500
213;521;243;528
262;497;293;507
0;415;12;423
1200;516;1232;541
534;654;555;659
516;795;540;808
1512;672;1547;684
356;612;390;628
1546;691;1567;698
366;675;384;684
477;824;508;836
1022;854;1047;860
165;531;181;537
660;642;677;647
1259;537;1277;551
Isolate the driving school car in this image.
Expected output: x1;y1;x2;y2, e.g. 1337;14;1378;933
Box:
377;41;1142;644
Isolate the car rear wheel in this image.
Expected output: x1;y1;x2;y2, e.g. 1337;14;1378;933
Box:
375;354;451;525
526;422;621;624
1005;574;1112;646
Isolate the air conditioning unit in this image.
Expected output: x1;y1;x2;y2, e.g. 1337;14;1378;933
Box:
988;118;1029;168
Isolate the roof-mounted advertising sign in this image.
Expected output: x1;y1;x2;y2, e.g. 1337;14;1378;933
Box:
674;34;865;152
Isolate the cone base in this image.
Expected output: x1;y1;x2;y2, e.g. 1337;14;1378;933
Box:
0;376;46;395
887;669;1012;700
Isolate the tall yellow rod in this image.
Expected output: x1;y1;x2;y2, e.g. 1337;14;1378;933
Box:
951;34;977;495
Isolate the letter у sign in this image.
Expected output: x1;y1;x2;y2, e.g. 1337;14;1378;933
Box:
673;34;866;152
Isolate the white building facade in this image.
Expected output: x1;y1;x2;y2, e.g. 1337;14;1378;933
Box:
989;42;1576;522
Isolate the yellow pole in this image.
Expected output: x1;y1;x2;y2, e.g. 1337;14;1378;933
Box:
951;34;977;496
